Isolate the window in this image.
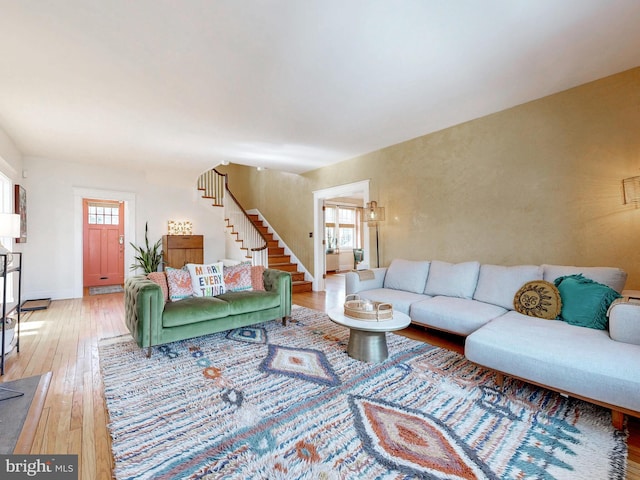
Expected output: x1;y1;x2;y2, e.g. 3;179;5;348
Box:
87;202;120;225
324;204;361;251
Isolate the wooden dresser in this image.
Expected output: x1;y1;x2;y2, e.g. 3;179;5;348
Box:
162;235;203;268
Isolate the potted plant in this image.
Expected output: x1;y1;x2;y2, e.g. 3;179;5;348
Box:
130;222;163;274
326;232;336;254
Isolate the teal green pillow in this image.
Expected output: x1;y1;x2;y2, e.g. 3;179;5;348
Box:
553;274;622;330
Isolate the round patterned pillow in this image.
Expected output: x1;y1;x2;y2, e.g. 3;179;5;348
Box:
513;280;562;319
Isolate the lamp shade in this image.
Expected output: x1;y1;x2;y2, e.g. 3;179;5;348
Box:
364;201;385;224
0;213;21;238
623;176;640;204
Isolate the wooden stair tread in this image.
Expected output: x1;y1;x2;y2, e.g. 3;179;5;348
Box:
292;280;313;293
246;214;309;288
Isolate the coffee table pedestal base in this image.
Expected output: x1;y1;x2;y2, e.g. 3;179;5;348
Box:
347;329;388;363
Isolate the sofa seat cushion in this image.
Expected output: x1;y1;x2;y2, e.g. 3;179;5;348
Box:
162;296;230;327
410;296;507;336
216;290;281;315
355;288;430;316
465;311;640;412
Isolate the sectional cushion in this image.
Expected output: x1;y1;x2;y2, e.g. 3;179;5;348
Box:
383;259;431;294
473;264;542;310
542;264;627;293
609;300;640;345
356;288;430;316
423;260;480;299
465;311;640;413
410;296;507;336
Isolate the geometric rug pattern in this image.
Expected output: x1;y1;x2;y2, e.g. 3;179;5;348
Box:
226;325;268;344
99;306;627;479
260;344;340;386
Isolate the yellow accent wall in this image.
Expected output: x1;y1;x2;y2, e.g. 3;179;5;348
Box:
222;67;640;288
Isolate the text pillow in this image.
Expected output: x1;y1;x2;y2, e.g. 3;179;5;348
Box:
187;262;226;297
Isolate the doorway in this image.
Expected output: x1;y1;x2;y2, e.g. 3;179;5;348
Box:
312;180;370;291
73;187;136;298
82;199;124;288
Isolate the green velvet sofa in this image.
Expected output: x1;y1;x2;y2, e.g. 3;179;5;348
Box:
124;268;292;356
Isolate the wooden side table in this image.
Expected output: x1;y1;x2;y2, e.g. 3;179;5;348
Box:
162;235;203;268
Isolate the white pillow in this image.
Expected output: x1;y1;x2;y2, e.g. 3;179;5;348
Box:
473;264;543;310
186;262;226;297
423;260;480;299
383;259;431;294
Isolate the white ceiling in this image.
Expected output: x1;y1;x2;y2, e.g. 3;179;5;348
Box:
0;1;639;175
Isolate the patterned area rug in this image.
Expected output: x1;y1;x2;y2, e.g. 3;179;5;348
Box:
99;306;627;479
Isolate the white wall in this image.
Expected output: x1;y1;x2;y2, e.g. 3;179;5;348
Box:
0;127;22;180
22;157;227;300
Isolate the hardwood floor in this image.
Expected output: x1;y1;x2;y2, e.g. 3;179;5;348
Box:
1;274;637;479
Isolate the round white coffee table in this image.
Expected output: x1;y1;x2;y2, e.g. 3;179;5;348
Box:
328;308;411;363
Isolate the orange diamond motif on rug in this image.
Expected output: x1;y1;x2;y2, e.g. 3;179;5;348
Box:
351;396;495;480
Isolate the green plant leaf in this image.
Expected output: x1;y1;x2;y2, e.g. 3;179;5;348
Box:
130;222;163;274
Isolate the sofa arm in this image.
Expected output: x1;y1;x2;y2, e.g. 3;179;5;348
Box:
124;275;165;350
263;268;292;319
608;299;640;346
345;268;387;295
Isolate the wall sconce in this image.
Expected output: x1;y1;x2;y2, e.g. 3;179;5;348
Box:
167;220;193;235
623;176;640;205
362;201;385;268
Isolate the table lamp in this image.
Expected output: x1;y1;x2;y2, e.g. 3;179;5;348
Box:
0;213;21;267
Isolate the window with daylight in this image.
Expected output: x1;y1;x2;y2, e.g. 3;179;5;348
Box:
87;202;120;225
324;204;362;251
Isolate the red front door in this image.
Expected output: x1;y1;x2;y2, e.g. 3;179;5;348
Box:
83;199;125;287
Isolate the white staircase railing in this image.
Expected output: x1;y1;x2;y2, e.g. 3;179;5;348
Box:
197;169;269;267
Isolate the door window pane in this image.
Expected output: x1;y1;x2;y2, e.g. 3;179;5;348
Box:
87;202;120;225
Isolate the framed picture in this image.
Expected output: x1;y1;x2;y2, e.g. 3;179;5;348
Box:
14;184;26;243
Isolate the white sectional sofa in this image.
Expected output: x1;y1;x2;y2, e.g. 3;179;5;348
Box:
345;259;640;429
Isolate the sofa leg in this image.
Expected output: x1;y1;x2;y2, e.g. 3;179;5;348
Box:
282;316;290;326
495;372;504;392
611;410;625;430
146;347;152;358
